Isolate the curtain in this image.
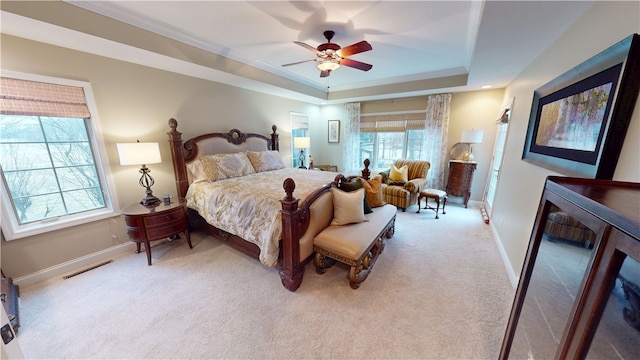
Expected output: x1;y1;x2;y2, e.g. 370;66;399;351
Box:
422;94;451;189
342;102;361;174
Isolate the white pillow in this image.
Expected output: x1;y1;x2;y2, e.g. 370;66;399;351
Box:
186;160;207;183
199;152;256;182
246;150;286;172
330;188;368;226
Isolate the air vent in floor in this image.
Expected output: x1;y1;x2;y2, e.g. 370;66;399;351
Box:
63;260;113;280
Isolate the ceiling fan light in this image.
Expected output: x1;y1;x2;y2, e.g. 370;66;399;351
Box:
317;59;341;72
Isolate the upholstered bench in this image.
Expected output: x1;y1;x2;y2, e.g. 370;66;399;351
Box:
314;204;396;289
417;189;447;219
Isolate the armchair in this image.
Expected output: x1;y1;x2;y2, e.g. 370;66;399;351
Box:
363;159;430;212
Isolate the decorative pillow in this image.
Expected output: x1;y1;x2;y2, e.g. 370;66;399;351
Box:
338;179;373;214
379;169;391;184
360;175;385;208
389;164;409;183
246;150;286;172
186;160;207;183
199;152;255;182
330;188;368;226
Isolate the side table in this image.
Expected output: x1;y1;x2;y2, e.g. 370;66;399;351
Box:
122;199;193;265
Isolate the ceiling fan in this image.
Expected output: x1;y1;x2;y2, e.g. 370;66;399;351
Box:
282;30;373;78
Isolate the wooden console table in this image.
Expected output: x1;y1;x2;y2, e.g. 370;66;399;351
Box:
446;160;476;208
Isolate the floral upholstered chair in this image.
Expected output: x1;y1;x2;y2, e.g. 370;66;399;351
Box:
378;159;430;211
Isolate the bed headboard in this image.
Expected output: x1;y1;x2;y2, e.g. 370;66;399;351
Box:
167;118;280;198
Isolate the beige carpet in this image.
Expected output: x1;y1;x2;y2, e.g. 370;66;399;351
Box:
16;203;514;359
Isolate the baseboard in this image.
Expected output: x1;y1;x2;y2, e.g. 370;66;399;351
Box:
489;221;519;289
468;199;482;207
13;242;136;288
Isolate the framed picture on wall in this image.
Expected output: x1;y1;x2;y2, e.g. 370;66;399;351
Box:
328;120;340;143
522;33;640;179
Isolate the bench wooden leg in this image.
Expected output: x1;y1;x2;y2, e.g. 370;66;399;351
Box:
314;253;336;274
348;237;385;289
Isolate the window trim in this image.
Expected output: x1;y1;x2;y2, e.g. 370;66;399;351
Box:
1;71;120;240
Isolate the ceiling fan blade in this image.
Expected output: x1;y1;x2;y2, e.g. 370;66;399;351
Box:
340;58;373;71
320;70;331;78
294;41;321;55
337;41;372;57
282;59;316;67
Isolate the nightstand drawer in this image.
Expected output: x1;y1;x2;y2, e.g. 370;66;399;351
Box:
146;221;187;239
144;208;185;227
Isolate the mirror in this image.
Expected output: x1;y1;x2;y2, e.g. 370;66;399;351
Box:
508;204;596;358
587;255;640;358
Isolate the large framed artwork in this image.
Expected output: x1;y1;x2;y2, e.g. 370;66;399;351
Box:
522;34;640;179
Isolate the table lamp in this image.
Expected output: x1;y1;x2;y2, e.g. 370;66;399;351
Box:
294;137;310;168
460;130;483;161
117;141;162;206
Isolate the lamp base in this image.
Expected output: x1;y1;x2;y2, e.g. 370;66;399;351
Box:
462;152;475;162
140;194;162;207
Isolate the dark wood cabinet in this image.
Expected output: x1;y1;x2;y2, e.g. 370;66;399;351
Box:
446;160;476;207
122;199;192;266
500;176;640;359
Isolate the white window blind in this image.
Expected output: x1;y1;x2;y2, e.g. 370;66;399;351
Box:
1;77;91;118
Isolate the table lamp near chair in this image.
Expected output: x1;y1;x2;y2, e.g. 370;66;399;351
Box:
117;141;162;206
460;130;483;161
294;136;310;168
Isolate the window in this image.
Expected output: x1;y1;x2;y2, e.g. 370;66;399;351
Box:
0;73;118;240
359;111;426;170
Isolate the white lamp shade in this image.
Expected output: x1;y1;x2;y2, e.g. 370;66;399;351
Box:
460;130;484;144
317;60;341;72
294;137;310;149
116;142;161;166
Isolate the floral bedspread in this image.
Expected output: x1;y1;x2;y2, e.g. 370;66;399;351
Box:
186;168;339;267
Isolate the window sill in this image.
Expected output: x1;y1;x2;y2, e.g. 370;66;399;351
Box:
2;208;120;241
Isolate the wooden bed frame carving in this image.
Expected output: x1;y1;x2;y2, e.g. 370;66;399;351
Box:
167;118;339;291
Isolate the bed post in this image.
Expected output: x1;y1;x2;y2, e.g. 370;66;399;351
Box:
279;178;304;291
271;125;279;151
361;158;371;180
167;118;189;198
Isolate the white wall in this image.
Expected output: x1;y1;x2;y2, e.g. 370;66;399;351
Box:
491;1;640;284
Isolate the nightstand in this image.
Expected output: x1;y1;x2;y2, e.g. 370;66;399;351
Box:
122;199;193;265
